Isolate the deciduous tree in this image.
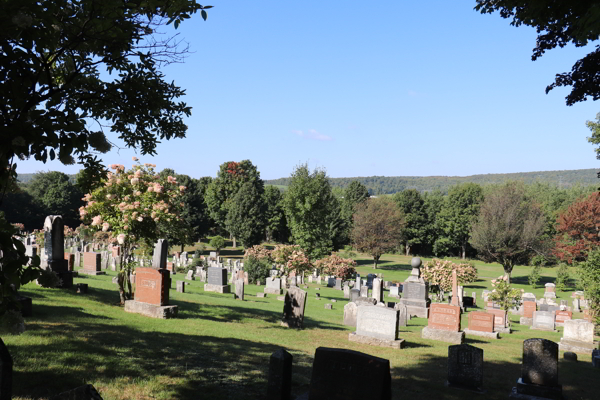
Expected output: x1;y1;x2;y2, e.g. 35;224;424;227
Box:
554;192;600;263
351;198;404;269
393;189;427;256
470;182;546;280
225;181;266;248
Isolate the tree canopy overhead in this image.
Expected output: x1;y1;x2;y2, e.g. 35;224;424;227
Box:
0;0;211;194
475;1;600;105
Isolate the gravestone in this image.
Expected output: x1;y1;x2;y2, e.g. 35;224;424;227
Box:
43;215;73;287
509;339;562;400
324;304;332;310
349;305;404;349
307;347;391;400
334;278;342;290
176;281;185;293
289;276;297;287
520;300;537;326
186;270;194;281
266;349;292;400
531;311;556;332
447;344;484;392
265;277;283;295
544;283;557;299
450;270;459;307
487;309;510;333
64;253;75;271
349;288;360;303
235;279;244;301
398;257;430;318
422;303;464;344
366;273;375;288
0;338;13;400
465;311;498;339
152;239;168;269
281;287;307;329
327;277;335;288
360;286;369;298
81;252;104;275
343;302;358;327
554;311;572;326
355;275;361;291
559;319;598;355
204;267;231;293
343;284;350;299
389;286;400;298
124;268;177;319
372;278;383;304
394;303;408;327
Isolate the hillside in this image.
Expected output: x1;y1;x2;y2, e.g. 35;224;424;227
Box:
265;168;599;194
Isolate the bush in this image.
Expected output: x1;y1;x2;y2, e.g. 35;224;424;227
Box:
528;264;542;288
194;247;204;258
243;256;272;284
0;310;25;335
556;263;570;292
209;236;226;255
37;269;61;288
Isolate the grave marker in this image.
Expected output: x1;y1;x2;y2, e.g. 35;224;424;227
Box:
124;268;177;319
349;306;404;349
447;344;484;392
204;267;231;293
281;287;307;329
509;339;562;400
266;349;292;400
422;303;464;344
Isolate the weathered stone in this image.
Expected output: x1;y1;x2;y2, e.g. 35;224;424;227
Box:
152;239;168;270
265;277;283;295
447;344;484;392
559;319;598;355
324;304;332;310
563;352;577;362
343;302;358;327
185;270;195;281
235;279;244;301
359;286;369;298
355;306;401;343
343;285;350;299
124;301;178;319
509;339;562;400
266;349;292;400
355;297;377;307
398;280;430;319
372;278;383;303
531;311;555;331
389;286;400;298
307;347;391;400
394;303;408;327
204;267;230;293
421;326;464;345
176;281;185;293
257;293;266;298
281;287;307;329
468;311;494;333
81;252;104;275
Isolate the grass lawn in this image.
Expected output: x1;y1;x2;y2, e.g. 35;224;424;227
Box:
4;249;598;400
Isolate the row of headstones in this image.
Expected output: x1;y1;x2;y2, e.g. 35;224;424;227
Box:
266;339;600;400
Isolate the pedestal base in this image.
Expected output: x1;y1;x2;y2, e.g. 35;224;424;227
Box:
421;326;464;344
559;338;598;355
464;328;499;339
56;271;74;288
348;332;405;349
124;300;178;319
495;327;512;334
204;284;231;294
509;378;563;400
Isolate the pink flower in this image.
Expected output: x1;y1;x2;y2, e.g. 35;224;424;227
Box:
102;222;110;232
132;212;138;218
110;164;118;170
131;178;139;185
134;191;142;196
179;186;186;192
137;217;143;222
106;194;114;200
132;156;138;161
167;176;177;184
91;215;103;226
117;234;125;244
134;170;142;178
123;225;129;230
124;195;130;201
79;208;87;217
147;186;154;192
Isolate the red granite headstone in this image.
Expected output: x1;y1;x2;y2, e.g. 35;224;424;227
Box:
486;309;507;329
524;301;536;318
112;247;120;258
134;267;170;306
468;311;495;333
555;311;572;323
428;303;461;332
166;262;174;273
83;252;101;272
64;253;75;271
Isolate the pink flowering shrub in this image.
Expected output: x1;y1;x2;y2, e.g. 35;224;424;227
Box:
244;245;273;262
314;254;356;280
421;259;478;292
81;161;188;304
285;249;313;276
271;244;301;265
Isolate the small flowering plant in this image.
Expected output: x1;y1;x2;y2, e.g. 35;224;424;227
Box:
271;244;300;266
421;259;478;292
81;159;188;304
285;249;313;277
488;275;524;313
244;245;273;263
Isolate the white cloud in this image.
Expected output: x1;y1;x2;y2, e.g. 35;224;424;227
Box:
292;129;333;141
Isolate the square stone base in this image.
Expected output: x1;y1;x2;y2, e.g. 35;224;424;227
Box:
264;288;282;295
348;332;405;349
124;300;178;319
559;338;599;355
464;328;499;339
520;317;533;326
56;271;74;288
403;305;429;319
79;270;106;276
530;326;556;332
421;326;464;344
495;327;512;334
509;378;563;400
204;284;231;294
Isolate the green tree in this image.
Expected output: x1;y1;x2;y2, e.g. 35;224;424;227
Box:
435;183;484;259
263;186;289;243
470;182;546;280
225;181;266;248
209;236;226;256
341;181;370;221
282;164;338;260
393;189;428;256
0;0;212;194
587;112;600;181
423;190;445;256
351;198;404;269
579;248;600;325
475;1;600;106
26;171;83;228
205;160;263;247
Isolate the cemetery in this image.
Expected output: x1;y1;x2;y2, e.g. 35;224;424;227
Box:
1;229;599;400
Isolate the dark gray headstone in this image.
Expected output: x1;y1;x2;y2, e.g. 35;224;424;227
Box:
207;267;227;286
152;239;168;269
447;344;483;391
522;338;559;387
281;287;307;329
308;347;391;400
267;349;293;400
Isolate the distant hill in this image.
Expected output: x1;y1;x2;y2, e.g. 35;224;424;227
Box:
17;173;77;184
265;168;599;195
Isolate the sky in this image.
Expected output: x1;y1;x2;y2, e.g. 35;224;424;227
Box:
19;1;600;181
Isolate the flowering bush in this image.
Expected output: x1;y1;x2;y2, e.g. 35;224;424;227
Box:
314;254;356;280
244;245;273;262
285;249;312;276
488;275;524;313
81;160;188;304
421;259;478;292
11;223;24;233
271;244;300;266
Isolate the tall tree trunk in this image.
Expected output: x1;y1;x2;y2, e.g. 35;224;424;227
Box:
181;243;184;252
461;243;466;260
405;242;411;256
373;255;380;269
232;237;237;248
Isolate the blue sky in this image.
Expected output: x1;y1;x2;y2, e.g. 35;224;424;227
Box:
20;1;600;180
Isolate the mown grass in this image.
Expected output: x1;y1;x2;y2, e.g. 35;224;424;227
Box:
4;249;597;400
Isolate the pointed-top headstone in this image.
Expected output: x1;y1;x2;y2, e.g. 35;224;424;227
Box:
152;239;168;269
